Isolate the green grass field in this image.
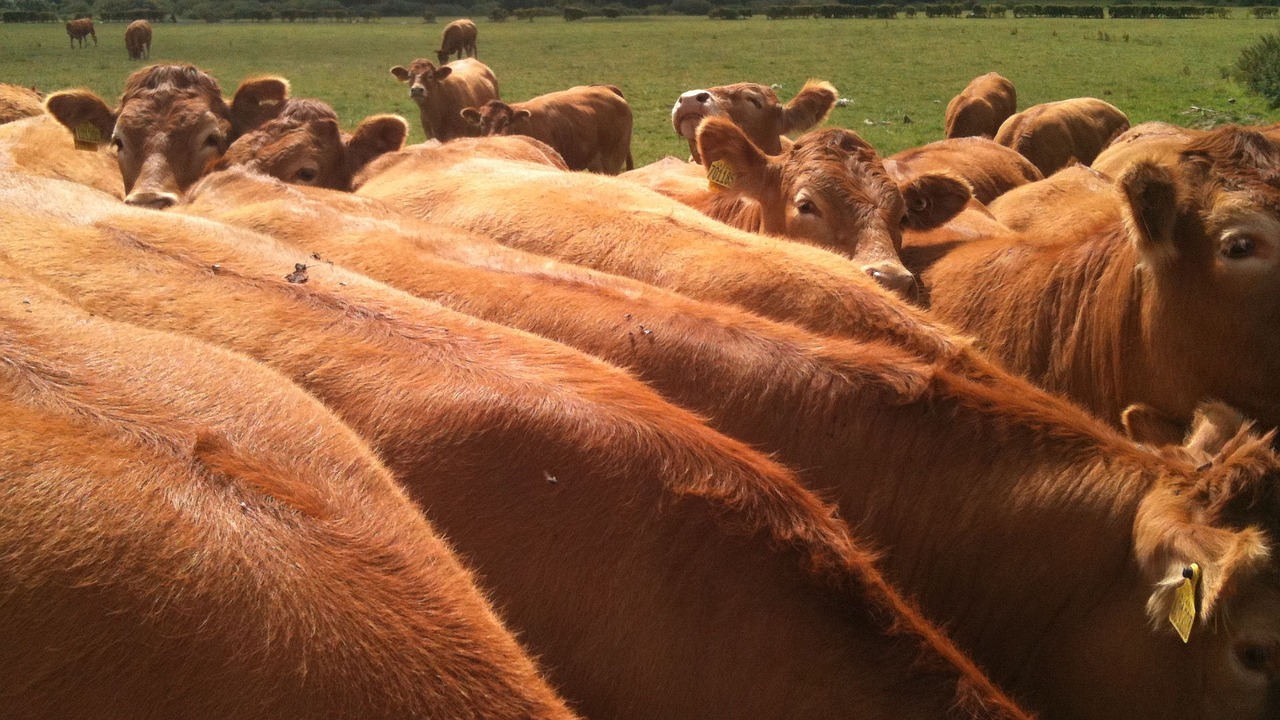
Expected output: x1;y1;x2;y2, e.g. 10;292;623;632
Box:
1;15;1276;163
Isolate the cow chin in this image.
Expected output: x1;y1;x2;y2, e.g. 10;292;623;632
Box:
675;113;704;140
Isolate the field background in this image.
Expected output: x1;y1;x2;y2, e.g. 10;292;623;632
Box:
0;15;1276;163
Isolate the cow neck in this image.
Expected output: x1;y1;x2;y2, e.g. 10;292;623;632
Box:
832;349;1176;688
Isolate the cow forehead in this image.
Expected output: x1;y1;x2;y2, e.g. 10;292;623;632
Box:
117;92;230;134
406;60;439;79
713;83;781;106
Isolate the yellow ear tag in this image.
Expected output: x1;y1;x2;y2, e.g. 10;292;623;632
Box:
73;122;103;152
707;159;736;191
1168;563;1201;644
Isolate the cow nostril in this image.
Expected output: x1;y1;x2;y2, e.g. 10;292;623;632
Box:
695;92;710;103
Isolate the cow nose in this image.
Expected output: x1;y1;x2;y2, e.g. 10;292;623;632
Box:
410;86;425;98
695;92;710;103
125;190;179;210
865;263;918;300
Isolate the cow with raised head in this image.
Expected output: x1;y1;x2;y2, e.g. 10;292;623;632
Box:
0;82;43;124
995;96;1130;176
944;71;1016;139
461;85;633;173
216;98;408;190
43;64;290;208
925;125;1280;441
437;18;478;63
65;18;95;49
0;268;584;720
124;19;152;60
671;79;837;163
1;169;1033;720
390;57;498;142
885;136;1042;205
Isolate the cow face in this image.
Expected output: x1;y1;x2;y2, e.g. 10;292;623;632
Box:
697;117;970;299
460;100;530;137
390;61;453;106
1119;127;1280;429
44;66;288;209
671;80;837;162
218;101;408;191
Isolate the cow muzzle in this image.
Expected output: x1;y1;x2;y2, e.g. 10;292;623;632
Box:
863;262;919;301
125;190;180;210
410;86;426;99
671;90;718;139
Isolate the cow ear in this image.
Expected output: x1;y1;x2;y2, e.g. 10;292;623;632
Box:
346;114;409;181
1184;402;1249;459
231;76;291;134
1119;160;1181;265
696;116;770;185
460;107;481;124
1121;403;1188;447
390;66;411;82
900;172;972;230
514;109;532;121
44;89;116;139
781;79;838;135
433;66;453;81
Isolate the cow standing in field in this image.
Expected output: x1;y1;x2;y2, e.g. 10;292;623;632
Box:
671;80;838;162
65;18;95;48
1;169;1034;720
995;96;1130;176
0;268;584;720
43;64;291;207
124;19;152;60
461;85;633;173
944;71;1016;139
391;57;498;142
436;18;477;64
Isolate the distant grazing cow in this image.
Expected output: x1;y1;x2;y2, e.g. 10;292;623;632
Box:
0;82;43;124
943;72;1016;139
124;19;151;60
217;98;408;190
671;80;838;163
885;136;1042;205
43;64;290;208
0;114;124;197
355;141;958;351
2;170;1033;720
390;57;498;142
995;96;1130;176
177;166;1280;720
436;18;477;64
461;85;633;173
925;125;1280;438
0;268;583;720
65;18;95;49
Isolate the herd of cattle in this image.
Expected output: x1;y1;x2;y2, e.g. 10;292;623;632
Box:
0;23;1279;720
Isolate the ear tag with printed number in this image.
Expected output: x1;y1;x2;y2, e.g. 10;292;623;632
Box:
73;122;104;152
707;159;736;191
1168;563;1201;644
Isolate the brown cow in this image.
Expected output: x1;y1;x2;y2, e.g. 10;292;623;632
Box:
437;18;478;64
995;96;1130;176
0;169;1032;720
885;135;1043;205
1091;121;1200;177
354;141;959;352
65;18;95;49
177;167;1280;720
43;64;290;208
461;85;633;173
216;98;408;190
390;57;498;142
671;79;838;163
943;71;1016;139
124;19;152;60
0;82;43;124
0;113;124;197
986;162;1118;234
924;125;1280;439
0;269;582;720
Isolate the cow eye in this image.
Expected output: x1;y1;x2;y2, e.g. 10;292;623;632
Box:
110;136;124;151
796;199;818;215
746;96;763;109
1221;235;1256;259
1236;642;1273;673
296;167;319;183
203;134;223;150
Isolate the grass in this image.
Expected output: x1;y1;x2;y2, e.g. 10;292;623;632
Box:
0;15;1275;164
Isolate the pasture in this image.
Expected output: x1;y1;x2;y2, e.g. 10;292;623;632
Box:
0;15;1274;165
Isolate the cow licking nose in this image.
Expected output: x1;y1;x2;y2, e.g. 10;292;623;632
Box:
672;89;718;140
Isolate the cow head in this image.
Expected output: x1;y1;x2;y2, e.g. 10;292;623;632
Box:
1128;403;1280;719
1117;126;1280;431
671;80;837;162
460;100;528;137
44;65;289;209
216;99;408;191
695;117;970;299
390;60;452;106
